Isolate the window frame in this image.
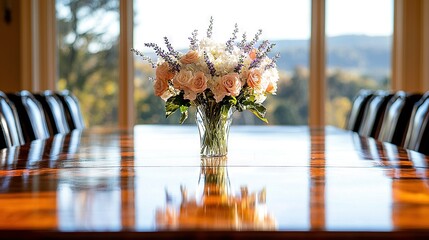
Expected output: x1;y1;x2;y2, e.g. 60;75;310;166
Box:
119;0;134;129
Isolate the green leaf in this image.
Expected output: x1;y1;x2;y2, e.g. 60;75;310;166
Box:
179;105;189;124
180;105;188;113
253;102;267;115
165;97;180;118
164;92;191;119
248;103;268;123
249;109;268;123
229;96;237;105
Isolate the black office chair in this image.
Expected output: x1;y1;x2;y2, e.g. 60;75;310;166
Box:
358;90;394;138
413;127;429;155
345;89;373;132
55;90;85;130
403;92;429;154
6;90;50;143
0;91;25;149
377;91;422;146
34;90;70;135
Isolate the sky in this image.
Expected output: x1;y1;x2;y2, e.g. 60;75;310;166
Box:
134;0;393;51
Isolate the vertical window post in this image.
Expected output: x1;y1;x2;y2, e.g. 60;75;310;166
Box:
20;0;56;92
39;0;57;91
119;0;135;129
424;0;429;90
392;0;428;92
20;0;34;90
309;0;326;127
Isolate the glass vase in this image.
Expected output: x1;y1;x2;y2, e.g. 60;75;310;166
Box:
197;156;230;205
196;102;235;157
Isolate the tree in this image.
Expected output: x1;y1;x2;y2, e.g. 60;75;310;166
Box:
57;0;119;127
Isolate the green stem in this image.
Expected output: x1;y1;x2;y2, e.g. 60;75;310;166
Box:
196;98;234;157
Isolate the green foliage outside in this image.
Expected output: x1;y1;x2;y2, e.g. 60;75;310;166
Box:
57;0;120;127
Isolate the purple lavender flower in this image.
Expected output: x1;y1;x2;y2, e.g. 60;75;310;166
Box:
249;41;277;69
234;54;245;73
130;48;156;68
238;32;247;50
257;42;276;59
188;29;199;50
207;16;214;38
265;53;280;70
226;23;239;53
244;29;262;53
164;37;181;59
257;40;269;53
249;58;262;69
144;42;180;72
266;43;276;55
204;51;216;76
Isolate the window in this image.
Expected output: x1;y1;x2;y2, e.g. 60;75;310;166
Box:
56;0;120;127
325;0;393;128
133;0;311;125
53;0;399;128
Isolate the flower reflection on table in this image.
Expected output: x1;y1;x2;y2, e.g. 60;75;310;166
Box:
156;156;277;230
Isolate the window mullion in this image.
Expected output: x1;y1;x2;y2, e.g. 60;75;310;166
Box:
119;0;135;129
309;0;326;127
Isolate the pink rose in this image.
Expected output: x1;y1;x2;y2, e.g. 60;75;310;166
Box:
173;70;193;90
156;62;175;81
212;82;228;102
189;72;208;93
183;90;197;101
180;50;199;64
153;78;169;97
183;72;208;101
246;69;262;90
221;73;241;97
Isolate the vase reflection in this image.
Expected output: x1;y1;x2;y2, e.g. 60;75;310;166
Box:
156;156;276;230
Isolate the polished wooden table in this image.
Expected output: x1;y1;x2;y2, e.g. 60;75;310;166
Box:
1;125;429;239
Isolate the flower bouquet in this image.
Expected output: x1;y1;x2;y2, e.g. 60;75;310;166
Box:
132;17;280;157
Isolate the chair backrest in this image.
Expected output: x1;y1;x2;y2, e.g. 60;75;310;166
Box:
377;91;422;146
34;91;70;135
6;90;50;143
403;92;429;154
55;90;85;130
358;91;394;138
414;120;429;155
346;89;373;132
0;91;25;149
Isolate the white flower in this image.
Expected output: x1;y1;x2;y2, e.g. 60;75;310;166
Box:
160;86;176;101
255;93;267;104
262;68;279;94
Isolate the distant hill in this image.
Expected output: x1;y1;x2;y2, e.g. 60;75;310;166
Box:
272;35;391;79
136;35;392;80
